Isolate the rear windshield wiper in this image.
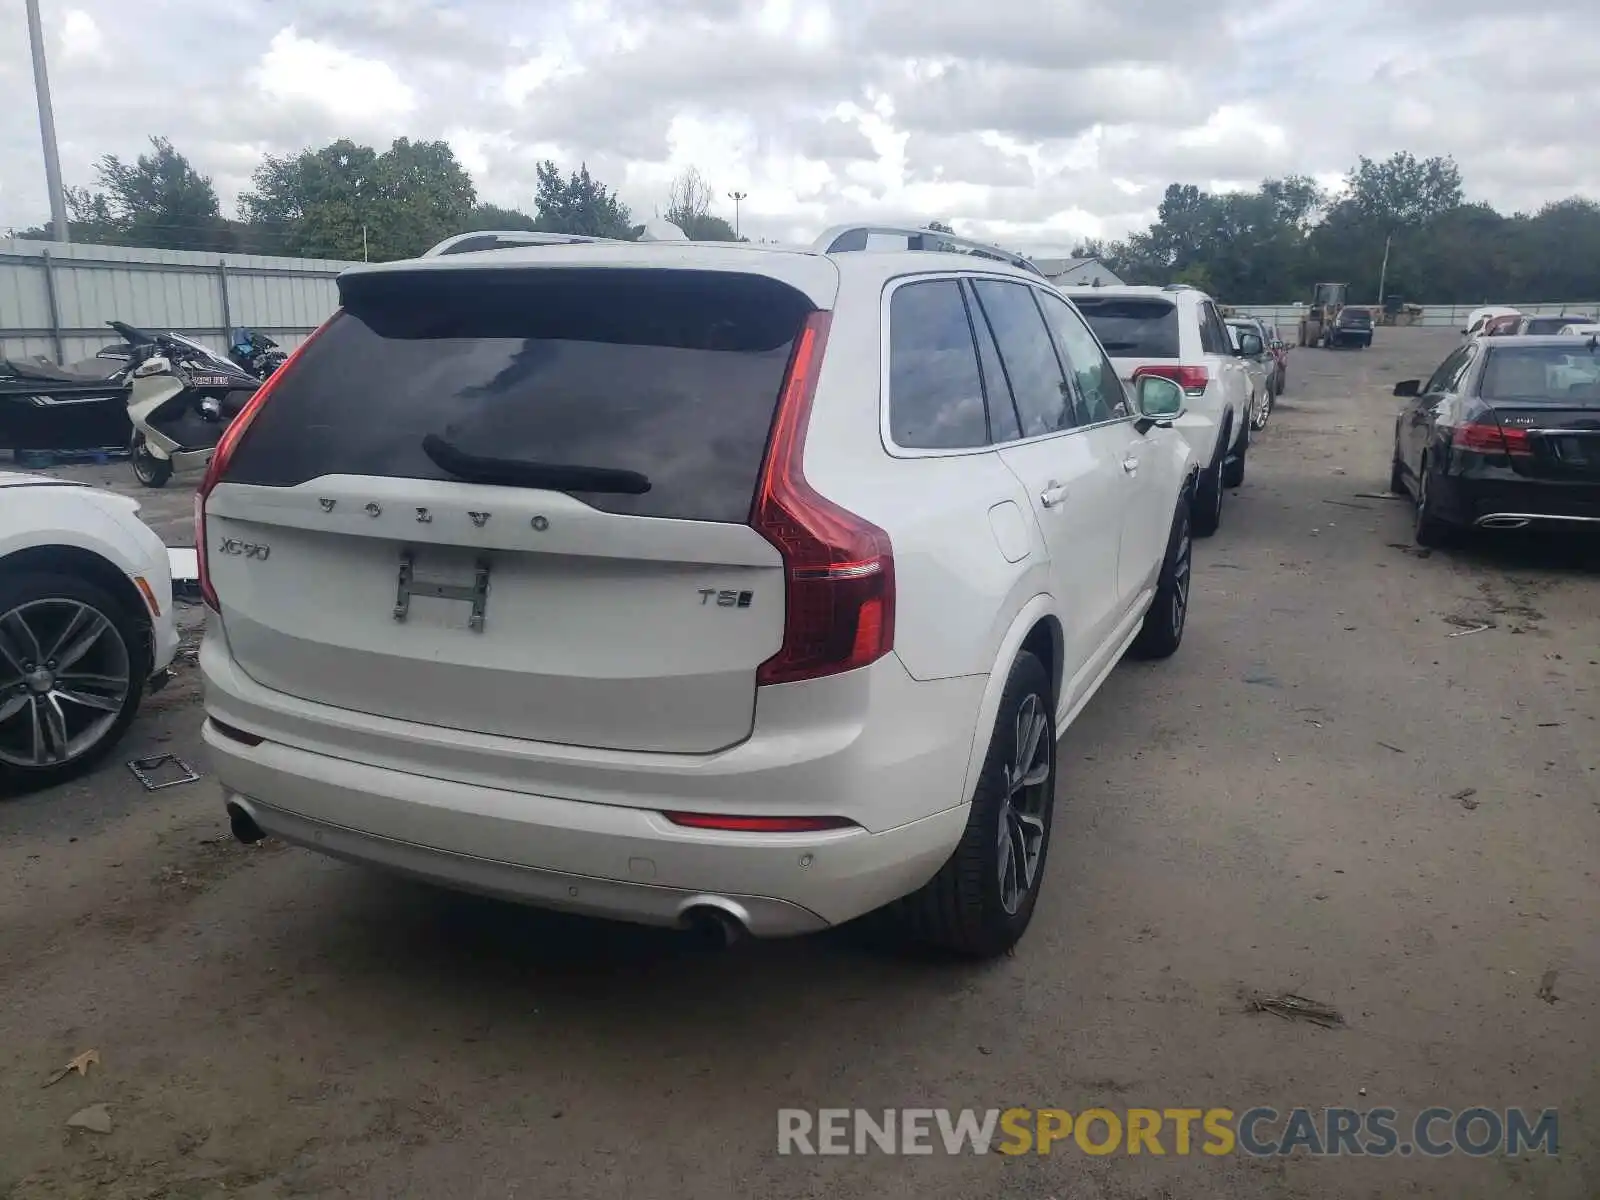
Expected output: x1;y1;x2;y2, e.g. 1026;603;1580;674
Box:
421;433;651;494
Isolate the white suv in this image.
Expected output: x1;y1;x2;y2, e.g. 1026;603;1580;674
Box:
198;225;1198;957
1066;285;1254;535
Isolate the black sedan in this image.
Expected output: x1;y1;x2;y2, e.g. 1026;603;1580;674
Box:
1390;335;1600;546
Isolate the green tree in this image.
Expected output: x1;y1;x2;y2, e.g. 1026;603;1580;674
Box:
240;138;476;260
928;219;954;233
532;161;634;238
34;137;225;249
465;203;539;231
1341;151;1463;229
662;167;738;240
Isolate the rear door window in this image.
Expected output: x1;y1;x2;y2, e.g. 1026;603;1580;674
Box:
967;282;1023;443
1199;303;1231;355
887;279;990;449
970;280;1074;438
1068;296;1180;358
221;268;812;525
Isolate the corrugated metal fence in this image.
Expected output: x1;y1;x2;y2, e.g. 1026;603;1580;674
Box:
0;238;360;364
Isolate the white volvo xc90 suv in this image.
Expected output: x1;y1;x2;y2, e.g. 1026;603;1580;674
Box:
199;225;1198;957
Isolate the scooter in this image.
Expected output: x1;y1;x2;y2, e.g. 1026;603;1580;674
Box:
126;331;260;487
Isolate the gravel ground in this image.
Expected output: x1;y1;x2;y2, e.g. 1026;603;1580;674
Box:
2;327;1597;1199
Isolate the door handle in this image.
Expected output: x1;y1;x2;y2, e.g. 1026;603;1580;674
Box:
1039;483;1068;508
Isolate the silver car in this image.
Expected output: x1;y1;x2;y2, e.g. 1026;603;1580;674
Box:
1227;318;1276;429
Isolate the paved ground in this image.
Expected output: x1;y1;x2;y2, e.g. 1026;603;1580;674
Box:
3;327;1597;1199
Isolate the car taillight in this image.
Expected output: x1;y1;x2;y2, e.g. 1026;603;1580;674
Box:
1453;421;1531;457
194;315;338;611
750;311;894;686
1133;364;1209;394
663;812;857;833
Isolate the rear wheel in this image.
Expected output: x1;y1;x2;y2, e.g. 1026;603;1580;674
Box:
0;572;148;795
1192;428;1228;537
130;434;173;489
1222;419;1248;488
891;652;1056;958
1129;493;1193;660
1413;460;1454;548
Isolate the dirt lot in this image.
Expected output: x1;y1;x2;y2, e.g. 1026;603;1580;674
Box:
2;327;1596;1199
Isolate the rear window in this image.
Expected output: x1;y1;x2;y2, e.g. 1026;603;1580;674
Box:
1068;296;1179;358
1480;345;1600;402
223;268;812;524
1523;316;1586;335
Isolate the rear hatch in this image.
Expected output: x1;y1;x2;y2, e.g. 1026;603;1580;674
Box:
1479;344;1600;480
1067;294;1191;391
204;265;820;753
1339;308;1373;329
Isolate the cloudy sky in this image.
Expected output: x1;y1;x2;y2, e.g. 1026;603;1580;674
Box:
2;0;1597;254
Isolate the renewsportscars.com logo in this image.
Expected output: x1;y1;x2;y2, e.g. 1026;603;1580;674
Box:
777;1107;1559;1158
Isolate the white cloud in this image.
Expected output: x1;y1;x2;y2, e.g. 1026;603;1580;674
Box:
59;10;106;62
0;0;1595;250
253;27;416;124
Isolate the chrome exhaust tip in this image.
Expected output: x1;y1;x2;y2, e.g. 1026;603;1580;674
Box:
226;802;266;845
681;901;749;948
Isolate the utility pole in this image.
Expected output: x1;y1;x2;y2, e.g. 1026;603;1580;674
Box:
1376;233;1392;308
25;0;71;243
727;191;748;239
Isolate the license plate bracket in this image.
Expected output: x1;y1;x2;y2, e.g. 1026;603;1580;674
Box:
393;549;491;631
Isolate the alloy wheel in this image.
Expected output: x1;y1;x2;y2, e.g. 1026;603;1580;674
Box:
1169;515;1193;638
997;693;1052;915
0;599;131;768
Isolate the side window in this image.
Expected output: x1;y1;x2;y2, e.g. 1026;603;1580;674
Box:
1037;292;1129;423
1198;303;1226;355
966;281;1023;443
1445;345;1478;392
887;279;989;449
970;280;1074;438
1424;347;1472;394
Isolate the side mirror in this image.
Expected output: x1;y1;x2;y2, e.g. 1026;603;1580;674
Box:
1135;375;1185;424
1238;333;1263;356
132;356;170;378
1393;379;1421;397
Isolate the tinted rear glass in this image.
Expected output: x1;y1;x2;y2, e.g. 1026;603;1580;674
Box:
1480;345;1600;402
223;269;811;524
1523;316;1585;335
1068;297;1179;358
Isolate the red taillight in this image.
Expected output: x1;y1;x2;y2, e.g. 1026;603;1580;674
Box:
1453;421;1531;457
1133;364;1209;393
194;316;338;610
663;811;856;833
750;311;895;686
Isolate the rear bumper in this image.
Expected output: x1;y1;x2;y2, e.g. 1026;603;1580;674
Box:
1429;473;1600;529
206;722;970;935
200;633;986;934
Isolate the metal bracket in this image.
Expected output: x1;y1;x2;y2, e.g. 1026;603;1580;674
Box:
393;550;490;632
128;754;201;791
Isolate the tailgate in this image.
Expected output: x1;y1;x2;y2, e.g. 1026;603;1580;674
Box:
208;266;815;754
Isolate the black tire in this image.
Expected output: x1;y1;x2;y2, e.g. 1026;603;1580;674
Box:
1192;427;1228;537
0;571;150;796
1222;422;1248;489
1129;490;1193;661
1253;383;1274;430
1413;460;1454;548
131;435;173;489
890;652;1056;958
1277;366;1287;394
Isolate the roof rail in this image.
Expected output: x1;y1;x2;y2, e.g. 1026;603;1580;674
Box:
422;230;625;257
812;224;1044;277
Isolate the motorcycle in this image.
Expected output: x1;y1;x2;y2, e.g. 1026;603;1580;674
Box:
126;329;260;488
228;328;287;380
